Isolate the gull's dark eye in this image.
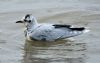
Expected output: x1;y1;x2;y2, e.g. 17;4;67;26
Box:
24;19;31;23
24;19;27;22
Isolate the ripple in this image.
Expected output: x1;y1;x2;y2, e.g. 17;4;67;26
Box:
22;40;87;63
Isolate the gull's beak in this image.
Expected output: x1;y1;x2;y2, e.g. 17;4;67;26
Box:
16;21;23;23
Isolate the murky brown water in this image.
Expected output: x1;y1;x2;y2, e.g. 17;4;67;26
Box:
0;0;100;63
22;40;87;63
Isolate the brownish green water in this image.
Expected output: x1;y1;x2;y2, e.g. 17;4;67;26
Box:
0;0;100;63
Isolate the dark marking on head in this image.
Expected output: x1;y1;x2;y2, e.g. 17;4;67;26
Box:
25;14;30;19
23;14;32;23
28;20;31;23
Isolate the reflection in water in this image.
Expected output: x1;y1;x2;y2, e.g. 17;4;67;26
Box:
22;40;87;63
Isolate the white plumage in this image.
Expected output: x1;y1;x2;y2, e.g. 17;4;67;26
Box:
16;14;89;41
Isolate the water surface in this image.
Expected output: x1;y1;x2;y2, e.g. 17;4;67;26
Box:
0;0;100;63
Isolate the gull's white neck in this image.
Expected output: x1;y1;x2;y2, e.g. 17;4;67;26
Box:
32;16;38;25
26;16;38;31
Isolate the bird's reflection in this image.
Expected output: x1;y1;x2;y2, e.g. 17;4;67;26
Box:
22;39;87;63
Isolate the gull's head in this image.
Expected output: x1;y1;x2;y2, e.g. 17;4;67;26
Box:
16;14;37;27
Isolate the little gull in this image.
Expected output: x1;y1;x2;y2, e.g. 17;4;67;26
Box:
16;14;89;41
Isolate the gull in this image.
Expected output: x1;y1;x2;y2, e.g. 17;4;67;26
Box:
16;14;89;41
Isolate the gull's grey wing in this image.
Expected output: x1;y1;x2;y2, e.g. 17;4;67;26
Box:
29;24;84;41
51;24;85;40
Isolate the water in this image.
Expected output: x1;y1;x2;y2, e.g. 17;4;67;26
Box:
23;40;86;63
0;0;100;63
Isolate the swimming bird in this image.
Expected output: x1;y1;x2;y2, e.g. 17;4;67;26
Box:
16;14;89;41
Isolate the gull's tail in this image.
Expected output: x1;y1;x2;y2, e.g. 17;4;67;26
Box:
66;27;90;38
